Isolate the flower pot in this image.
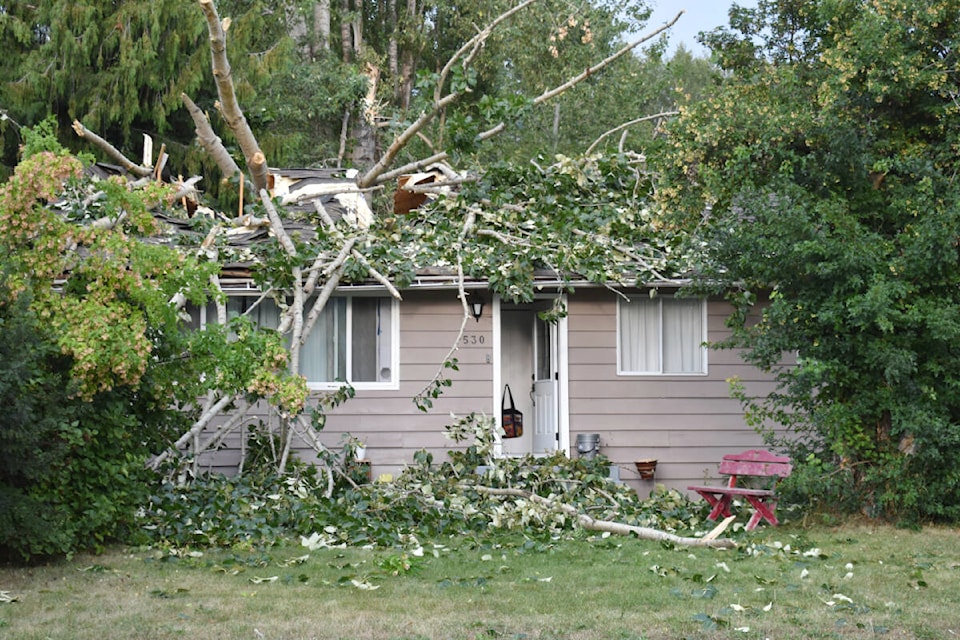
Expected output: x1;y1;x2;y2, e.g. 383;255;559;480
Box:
634;458;657;480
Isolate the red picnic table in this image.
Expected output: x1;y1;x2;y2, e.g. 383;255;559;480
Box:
687;449;793;530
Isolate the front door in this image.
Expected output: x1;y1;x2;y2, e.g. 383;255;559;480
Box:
498;299;564;457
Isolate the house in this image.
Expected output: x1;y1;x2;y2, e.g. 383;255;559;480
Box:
170;167;779;494
193;275;777;494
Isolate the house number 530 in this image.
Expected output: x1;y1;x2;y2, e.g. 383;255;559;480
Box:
462;334;486;346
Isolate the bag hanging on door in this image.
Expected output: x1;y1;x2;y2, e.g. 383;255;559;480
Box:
501;384;523;438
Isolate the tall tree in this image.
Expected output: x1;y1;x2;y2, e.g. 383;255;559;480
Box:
1;1;204;155
0;0;306;177
661;0;960;521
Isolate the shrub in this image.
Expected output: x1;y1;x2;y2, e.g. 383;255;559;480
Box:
0;278;185;561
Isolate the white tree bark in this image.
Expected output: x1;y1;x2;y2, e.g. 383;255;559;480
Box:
315;0;331;53
149;393;238;470
477;487;738;549
182;92;241;179
197;0;268;194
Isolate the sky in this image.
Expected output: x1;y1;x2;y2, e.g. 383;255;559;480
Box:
644;0;758;57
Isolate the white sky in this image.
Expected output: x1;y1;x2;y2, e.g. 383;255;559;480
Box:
645;0;759;57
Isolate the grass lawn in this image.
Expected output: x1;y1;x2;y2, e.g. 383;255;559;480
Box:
1;523;958;639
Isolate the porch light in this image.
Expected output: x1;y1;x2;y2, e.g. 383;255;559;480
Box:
469;293;484;322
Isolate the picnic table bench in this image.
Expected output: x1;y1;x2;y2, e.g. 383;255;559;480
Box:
687;449;793;530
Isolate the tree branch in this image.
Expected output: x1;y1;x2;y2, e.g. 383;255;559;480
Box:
536;12;684;107
260;190;305;377
476;12;686;145
71;120;152;178
149;392;238;469
197;0;268;194
476;486;738;549
312;197;402;300
357;0;541;188
182;92;241;179
585;111;680;155
362;12;684;186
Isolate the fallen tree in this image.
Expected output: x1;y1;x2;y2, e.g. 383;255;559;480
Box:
477;486;738;549
138;413;740;551
2;1;721;560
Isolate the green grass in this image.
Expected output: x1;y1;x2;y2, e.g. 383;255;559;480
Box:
1;524;959;639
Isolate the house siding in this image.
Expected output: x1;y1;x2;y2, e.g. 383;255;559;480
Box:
565;288;777;492
293;289;496;480
199;287;779;495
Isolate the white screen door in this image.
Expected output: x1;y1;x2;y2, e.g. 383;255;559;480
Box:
532;315;558;454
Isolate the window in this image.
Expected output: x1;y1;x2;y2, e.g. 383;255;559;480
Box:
300;296;398;389
191;294;399;389
618;296;706;375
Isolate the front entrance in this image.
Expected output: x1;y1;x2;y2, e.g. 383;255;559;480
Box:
497;298;567;456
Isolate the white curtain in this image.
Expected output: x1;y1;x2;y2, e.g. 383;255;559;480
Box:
620;298;660;372
662;298;703;373
620;297;703;374
351;298;393;382
300;298;346;382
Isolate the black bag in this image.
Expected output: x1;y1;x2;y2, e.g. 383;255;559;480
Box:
501;384;523;438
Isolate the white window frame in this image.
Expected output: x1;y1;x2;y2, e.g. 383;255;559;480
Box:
305;296;400;392
191;293;400;391
616;295;708;376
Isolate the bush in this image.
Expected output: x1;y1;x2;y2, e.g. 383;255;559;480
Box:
0;282;184;561
0;288;79;560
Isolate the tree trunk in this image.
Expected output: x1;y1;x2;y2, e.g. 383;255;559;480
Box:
350;63;380;169
388;0;399;81
340;0;352;62
315;0;331;54
350;0;363;55
397;0;419;110
288;1;330;57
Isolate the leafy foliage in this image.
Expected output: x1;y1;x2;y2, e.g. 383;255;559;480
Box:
138;413;711;552
0;285;77;559
0;127;318;560
662;0;960;522
0;277;189;560
366;153;691;307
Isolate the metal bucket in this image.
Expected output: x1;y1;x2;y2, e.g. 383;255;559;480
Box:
576;433;601;459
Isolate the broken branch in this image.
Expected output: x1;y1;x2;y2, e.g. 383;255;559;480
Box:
182;92;242;179
71;120;152;178
477;486;738;549
197;0;268;193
